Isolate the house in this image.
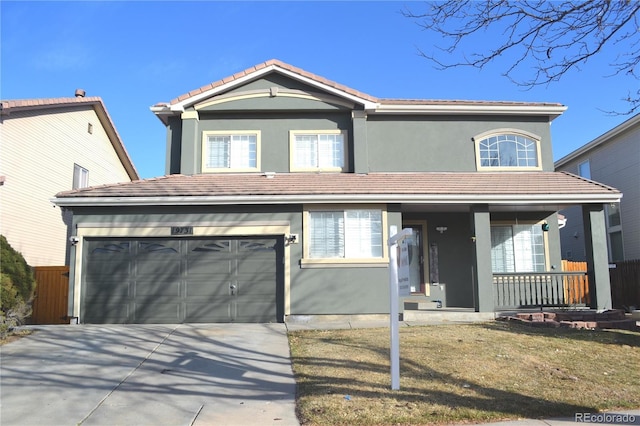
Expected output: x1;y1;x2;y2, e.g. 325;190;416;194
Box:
555;113;639;262
1;93;139;267
53;60;620;324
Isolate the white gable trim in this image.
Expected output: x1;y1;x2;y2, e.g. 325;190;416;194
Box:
169;64;377;112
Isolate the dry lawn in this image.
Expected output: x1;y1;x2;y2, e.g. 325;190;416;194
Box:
289;321;640;425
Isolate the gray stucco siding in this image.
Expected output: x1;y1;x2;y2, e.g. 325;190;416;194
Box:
197;95;350;112
366;116;554;172
290;267;390;315
226;73;334;95
166;116;182;175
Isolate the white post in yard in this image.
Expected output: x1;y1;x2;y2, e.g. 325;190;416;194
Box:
388;226;412;391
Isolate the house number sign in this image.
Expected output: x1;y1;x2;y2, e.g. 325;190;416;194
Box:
171;226;193;236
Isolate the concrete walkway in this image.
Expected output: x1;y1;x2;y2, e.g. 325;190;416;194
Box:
1;324;298;426
2;320;638;426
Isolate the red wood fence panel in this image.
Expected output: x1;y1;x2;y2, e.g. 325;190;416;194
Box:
31;266;69;324
561;260;589;305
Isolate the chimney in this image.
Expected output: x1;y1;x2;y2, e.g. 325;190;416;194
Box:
75;89;86;98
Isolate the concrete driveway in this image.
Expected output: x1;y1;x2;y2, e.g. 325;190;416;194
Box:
0;324;299;426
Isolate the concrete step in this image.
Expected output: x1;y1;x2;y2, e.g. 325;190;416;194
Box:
404;300;441;310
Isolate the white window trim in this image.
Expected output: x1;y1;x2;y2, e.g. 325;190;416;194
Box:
73;164;89;189
578;159;591;179
289;129;348;172
490;220;550;272
474;129;543;171
301;204;388;268
201;130;261;173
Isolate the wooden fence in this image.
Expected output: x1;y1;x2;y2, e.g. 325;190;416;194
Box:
561;260;590;305
31;266;69;324
610;259;640;309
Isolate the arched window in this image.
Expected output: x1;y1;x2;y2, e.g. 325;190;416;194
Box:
475;131;541;170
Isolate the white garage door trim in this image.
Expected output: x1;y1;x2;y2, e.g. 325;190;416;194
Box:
71;222;291;322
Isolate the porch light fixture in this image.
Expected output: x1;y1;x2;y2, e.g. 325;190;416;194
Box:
541;222;550;232
435;226;448;234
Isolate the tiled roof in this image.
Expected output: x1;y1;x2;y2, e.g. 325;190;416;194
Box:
1;96;139;180
1;96;103;111
162;59;564;110
55;172;620;205
168;59;378;106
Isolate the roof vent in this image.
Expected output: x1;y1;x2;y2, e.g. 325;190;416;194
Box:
75;89;86;98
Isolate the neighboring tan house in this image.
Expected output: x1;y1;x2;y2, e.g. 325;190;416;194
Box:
556;113;639;262
0;93;139;267
54;60;620;324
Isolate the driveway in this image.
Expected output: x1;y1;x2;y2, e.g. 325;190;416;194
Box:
0;324;299;426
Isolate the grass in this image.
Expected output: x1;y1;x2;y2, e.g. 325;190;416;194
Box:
288;321;640;425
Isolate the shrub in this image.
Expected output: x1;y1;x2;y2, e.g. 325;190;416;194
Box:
1;235;36;338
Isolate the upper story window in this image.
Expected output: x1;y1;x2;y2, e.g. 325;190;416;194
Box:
474;130;542;171
73;164;89;189
202;131;260;173
578;160;591;179
290;130;347;172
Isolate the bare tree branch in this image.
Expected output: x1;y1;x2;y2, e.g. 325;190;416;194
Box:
404;0;640;114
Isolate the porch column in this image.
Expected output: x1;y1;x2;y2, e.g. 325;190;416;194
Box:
180;111;199;175
352;110;368;174
582;204;612;310
470;205;494;312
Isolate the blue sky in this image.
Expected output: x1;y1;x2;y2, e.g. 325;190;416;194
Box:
2;1;636;179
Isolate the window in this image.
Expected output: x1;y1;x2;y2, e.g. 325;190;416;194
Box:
303;207;387;265
73;164;89;189
609;231;624;262
202;131;260;172
578;160;591;179
475;131;541;170
606;203;621;227
290;130;346;171
491;224;546;272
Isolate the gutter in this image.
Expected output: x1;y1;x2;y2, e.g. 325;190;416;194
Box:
52;192;622;207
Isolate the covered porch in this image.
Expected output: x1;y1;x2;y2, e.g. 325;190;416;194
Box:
400;199;619;314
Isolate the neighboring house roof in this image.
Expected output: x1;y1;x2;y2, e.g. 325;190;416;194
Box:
555;112;640;168
151;59;567;122
1;96;139;181
54;171;620;207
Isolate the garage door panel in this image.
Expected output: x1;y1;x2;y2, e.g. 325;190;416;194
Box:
136;260;181;277
83;236;282;324
186;280;231;297
84;280;130;298
185;301;232;322
133;302;180;323
134;280;180;297
85;261;129;278
187;259;232;275
83;303;129;323
235;301;275;322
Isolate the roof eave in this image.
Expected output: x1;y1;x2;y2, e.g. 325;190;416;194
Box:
154;64;378;116
52;192;621;208
371;104;567;120
555;112;640;168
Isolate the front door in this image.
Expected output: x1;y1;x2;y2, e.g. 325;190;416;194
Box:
403;224;426;294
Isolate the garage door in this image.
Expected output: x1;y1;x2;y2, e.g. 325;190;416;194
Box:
81;237;284;324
